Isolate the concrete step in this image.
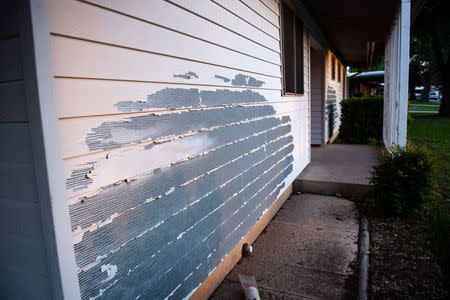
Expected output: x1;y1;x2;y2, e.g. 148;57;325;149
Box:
294;178;371;201
294;145;379;201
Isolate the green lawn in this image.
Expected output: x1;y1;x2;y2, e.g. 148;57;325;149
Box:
408;116;450;274
409;105;440;112
409;99;437;105
408;116;450;198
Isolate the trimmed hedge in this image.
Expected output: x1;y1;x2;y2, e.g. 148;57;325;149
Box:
338;96;383;144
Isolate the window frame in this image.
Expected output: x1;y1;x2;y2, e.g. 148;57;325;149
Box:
280;1;304;96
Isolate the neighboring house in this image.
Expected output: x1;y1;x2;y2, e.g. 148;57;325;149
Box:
348;70;385;97
0;0;411;299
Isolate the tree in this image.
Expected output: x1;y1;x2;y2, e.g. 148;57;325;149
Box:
412;0;450;116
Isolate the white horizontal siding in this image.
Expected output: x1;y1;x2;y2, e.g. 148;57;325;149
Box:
168;0;280;51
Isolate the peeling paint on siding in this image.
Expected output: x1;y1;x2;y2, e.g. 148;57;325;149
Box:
86;105;275;152
66;162;95;191
231;74;265;87
76;143;294;299
115;87;269;112
214;75;230;83
214;74;265;87
71;73;296;299
173;71;198;79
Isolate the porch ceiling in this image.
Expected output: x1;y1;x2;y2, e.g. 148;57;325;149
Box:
301;0;400;67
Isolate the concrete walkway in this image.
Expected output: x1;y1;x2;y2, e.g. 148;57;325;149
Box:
210;193;359;300
295;145;380;200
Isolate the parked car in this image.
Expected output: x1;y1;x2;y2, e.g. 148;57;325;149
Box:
429;91;440;100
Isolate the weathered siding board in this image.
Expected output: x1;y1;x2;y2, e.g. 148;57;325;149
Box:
260;0;280;15
71;0;280;65
69;123;291;234
51;35;280;82
45;0;310;298
62;106;300;203
240;0;279;27
168;0;280;52
213;0;280;40
72;130;292;269
55;81;283;119
60;103;292;158
49;3;280;77
78;147;294;299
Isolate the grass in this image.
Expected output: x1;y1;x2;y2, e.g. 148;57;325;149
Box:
408;105;440;112
408;116;450;198
409;99;437;105
407;115;450;273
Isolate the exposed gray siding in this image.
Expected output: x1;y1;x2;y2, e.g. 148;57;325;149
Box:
0;1;51;298
324;50;346;141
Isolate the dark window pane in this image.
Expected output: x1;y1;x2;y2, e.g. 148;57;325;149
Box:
331;56;336;80
338;63;341;81
295;18;304;94
282;2;294;93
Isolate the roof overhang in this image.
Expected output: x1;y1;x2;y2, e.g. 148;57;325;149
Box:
298;0;400;67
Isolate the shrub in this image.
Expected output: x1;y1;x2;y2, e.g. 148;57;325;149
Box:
339;96;383;144
369;143;436;215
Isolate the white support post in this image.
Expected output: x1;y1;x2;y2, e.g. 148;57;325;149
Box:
397;0;411;147
383;0;410;149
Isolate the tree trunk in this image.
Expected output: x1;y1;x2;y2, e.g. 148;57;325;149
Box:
409;84;417;100
431;27;449;116
421;74;430;102
438;66;449;116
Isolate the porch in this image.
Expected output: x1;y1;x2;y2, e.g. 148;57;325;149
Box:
210;144;379;299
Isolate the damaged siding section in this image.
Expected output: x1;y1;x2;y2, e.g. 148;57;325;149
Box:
324;51;346;141
48;0;309;298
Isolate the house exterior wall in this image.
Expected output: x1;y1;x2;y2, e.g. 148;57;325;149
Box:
324;50;346;142
40;0;311;298
0;1;54;297
384;0;410;148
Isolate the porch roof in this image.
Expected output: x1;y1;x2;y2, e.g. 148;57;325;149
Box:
300;0;400;67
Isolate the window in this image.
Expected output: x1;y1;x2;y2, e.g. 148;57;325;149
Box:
338;63;341;82
281;2;304;95
331;56;336;80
